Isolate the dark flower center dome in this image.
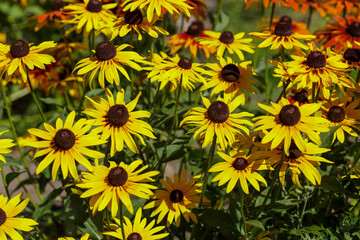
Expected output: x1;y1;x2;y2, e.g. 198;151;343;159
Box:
124;9;143;25
186;21;204;36
288;143;302;159
207;101;230;123
274;21;293;36
106;104;129;127
343;48;360;62
108;167;128;186
170;189;184;203
347;22;360;37
10;40;30;58
95;41;117;61
220;31;234;44
327;106;345;123
279;105;301;126
86;0;102;12
279;15;292;24
178;57;192;69
127;233;142;240
221;64;240;82
307;51;326;68
0;209;6;226
52;0;67;11
54;129;76;151
232;157;248;170
294;89;309;104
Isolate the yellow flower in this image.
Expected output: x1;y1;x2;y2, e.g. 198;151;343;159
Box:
0;131;15;163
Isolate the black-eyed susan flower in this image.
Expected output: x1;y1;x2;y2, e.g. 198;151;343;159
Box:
147;54;207;91
0;131;15;163
268;16;311;35
73;41;146;88
144;170;201;227
78;160;158;217
252;98;329;156
321;98;360;143
180;94;253;149
63;0;117;38
342;47;360;70
122;0;192;22
109;9;168;41
84;88;156;156
209;151;270;194
287;89;310;105
197;30;255;60
200;57;257;98
25;111;105;181
104;208;169;240
0;193;38;240
0;40;56;82
58;233;90;240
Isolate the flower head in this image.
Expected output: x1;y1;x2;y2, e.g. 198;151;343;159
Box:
0;131;15;163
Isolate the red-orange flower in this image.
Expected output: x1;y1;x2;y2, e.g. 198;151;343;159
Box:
246;0;299;11
327;0;360;16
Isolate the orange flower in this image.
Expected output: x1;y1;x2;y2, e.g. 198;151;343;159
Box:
267;16;311;35
292;0;335;17
246;0;299;11
327;0;360;16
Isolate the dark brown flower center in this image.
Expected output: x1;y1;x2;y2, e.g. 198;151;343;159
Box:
127;233;142;240
178;57;192;69
54;129;76;151
279;105;301;126
220;31;234;44
10;40;30;58
170;190;184;203
207;101;230;123
343;48;360;62
124;9;143;25
294;89;309;104
221;64;240;82
274;21;293;36
52;0;67;11
327;106;345;123
0;209;6;226
288;143;302;159
86;0;102;13
347;22;360;37
232;157;248;170
95;41;116;61
106;104;129;127
108;167;128;186
279;15;292;24
186;21;204;36
307;51;326;68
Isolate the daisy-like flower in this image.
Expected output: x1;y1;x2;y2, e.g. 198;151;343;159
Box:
109;9;168;41
292;0;334;18
104;208;169;240
267;16;311;35
327;0;360;16
0;131;15;163
73;41;146;88
63;0;117;38
58;233;90;240
197;30;255;61
78;160;158;217
200;57;257;98
245;0;299;11
84;88;156;156
287;89;310;105
180;94;253;149
122;0;192;22
167;21;214;59
321;98;360;143
210;151;270;194
342;47;360;70
250;16;315;50
0;193;38;240
184;0;207;20
25;111;105;181
257;141;332;187
0;40;56;82
252;98;329;156
144;170;202;227
147;54;207;91
285;43;350;99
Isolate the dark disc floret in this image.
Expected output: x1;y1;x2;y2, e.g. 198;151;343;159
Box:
343;48;360;62
288;143;302;159
0;208;6;226
220;31;234;44
178;57;192;69
327;106;345;123
232;157;248;170
347;21;360;37
279;15;292;24
221;64;240;82
274;21;293;36
108;167;128;186
186;21;204;36
294;89;309;104
124;9;143;25
86;0;102;12
54;129;76;151
95;41;116;61
127;233;142;240
106;104;129;127
170;189;184;203
279;105;301;126
207;101;230;123
52;0;67;11
307;51;326;68
10;40;30;58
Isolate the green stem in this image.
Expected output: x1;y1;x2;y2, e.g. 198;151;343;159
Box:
130;30;135;96
0;161;10;197
213;0;224;31
27;72;46;122
119;201;126;240
269;3;276;29
356;70;360;84
298;189;309;228
306;7;314;30
103;140;111;167
77;76;89;116
349;149;360;175
265;48;270;104
170;77;183;137
239;185;247;237
312;82;316;103
162;17;167;51
61;28;75;69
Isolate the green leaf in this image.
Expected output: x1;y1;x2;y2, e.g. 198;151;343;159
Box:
33;188;63;221
39;97;63;107
5;171;25;185
263;199;302;212
79;218;102;240
246;220;265;231
196;209;239;234
320;176;346;193
320;125;342;148
214;11;230;32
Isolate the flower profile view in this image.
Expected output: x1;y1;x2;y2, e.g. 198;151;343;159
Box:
84;88;156;156
0;131;15;163
0;193;38;240
26;111;105;181
78;160;158;217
